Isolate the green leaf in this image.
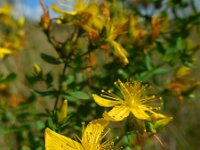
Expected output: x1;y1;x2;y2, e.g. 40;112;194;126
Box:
0;73;16;83
155;41;165;54
63;75;74;86
117;69;128;79
145;122;154;132
40;53;61;65
36;120;45;131
140;67;171;81
0;127;7;135
34;89;57;96
47;117;54;129
145;55;152;70
176;37;185;52
21;146;31;150
64;95;77;102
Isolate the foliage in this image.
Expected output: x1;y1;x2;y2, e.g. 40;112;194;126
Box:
0;0;200;149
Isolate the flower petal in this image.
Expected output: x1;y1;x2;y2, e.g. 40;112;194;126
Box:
0;48;12;59
51;4;76;15
111;41;129;66
45;128;83;150
82;118;109;149
130;107;151;120
103;105;130;121
85;3;99;15
92;94;122;107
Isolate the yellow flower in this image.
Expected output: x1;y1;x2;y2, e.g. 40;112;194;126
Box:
45;118;113;150
51;0;104;34
51;0;86;15
0;48;12;59
0;2;16;27
110;41;129;66
0;3;12;15
93;80;162;121
106;18;129;66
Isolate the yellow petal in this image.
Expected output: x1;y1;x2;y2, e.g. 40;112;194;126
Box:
51;4;76;15
0;3;12;15
84;3;99;15
81;24;99;35
82;118;109;149
111;41;129;66
91;16;104;31
151;113;168;120
92;94;122;107
103;105;130;121
74;0;86;12
115;80;131;100
130;107;151;120
0;48;12;59
45;128;83;150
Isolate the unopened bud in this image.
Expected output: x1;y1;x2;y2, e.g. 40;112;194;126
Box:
41;11;51;30
58;100;68;123
40;0;51;30
34;64;42;74
56;19;62;25
153;116;173;129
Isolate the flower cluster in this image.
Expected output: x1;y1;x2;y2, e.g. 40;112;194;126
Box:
0;2;25;59
45;80;172;149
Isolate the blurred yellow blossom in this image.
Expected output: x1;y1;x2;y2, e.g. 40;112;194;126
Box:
129;15;147;40
110;41;129;66
166;66;200;103
0;48;12;59
51;0;86;15
0;2;26;59
0;2;12;15
51;0;104;35
106;18;129;66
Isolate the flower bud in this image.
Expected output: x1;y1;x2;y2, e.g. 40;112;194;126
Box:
40;0;51;30
33;64;42;75
58;100;68;123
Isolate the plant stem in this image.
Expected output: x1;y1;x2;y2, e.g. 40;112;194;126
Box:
54;62;68;109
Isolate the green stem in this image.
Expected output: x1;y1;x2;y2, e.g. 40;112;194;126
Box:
54;62;68;109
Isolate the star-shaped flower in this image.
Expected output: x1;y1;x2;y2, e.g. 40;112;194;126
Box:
45;118;113;150
93;80;163;121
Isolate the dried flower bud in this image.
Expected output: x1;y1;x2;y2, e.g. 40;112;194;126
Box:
40;0;51;30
